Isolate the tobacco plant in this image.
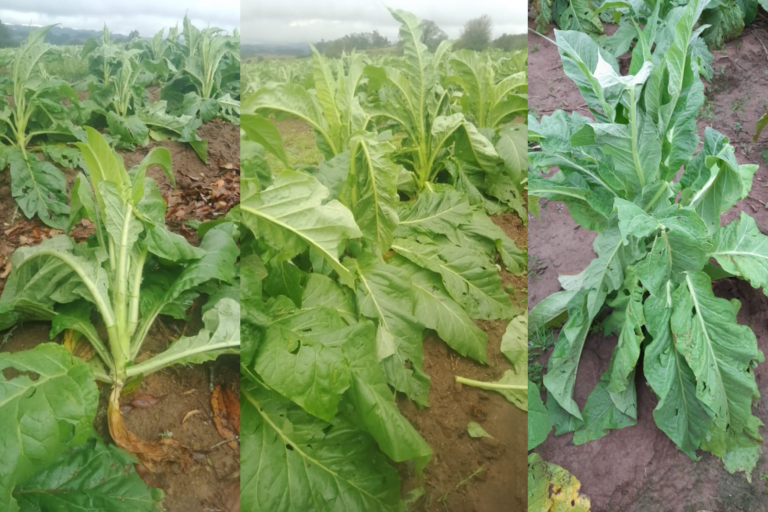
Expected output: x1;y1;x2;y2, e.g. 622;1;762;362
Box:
0;26;87;228
240;8;527;510
0;128;240;470
529;0;768;477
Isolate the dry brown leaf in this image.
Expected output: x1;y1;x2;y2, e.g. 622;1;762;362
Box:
211;385;239;450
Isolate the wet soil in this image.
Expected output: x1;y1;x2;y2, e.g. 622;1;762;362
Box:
529;17;768;512
0;112;240;511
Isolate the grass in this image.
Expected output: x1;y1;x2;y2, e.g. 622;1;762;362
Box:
528;326;555;388
699;100;714;120
263;118;324;171
730;98;746;115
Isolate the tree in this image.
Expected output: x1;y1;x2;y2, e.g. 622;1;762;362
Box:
0;20;14;48
420;19;447;51
493;33;526;51
128;29;140;41
457;15;492;51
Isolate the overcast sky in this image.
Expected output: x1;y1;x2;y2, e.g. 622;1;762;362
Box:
242;0;528;45
0;0;239;36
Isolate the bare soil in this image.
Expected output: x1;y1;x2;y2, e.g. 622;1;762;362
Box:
529;16;768;512
0;117;240;511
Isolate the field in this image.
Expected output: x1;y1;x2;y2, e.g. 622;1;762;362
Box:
528;4;768;510
242;8;528;512
0;20;241;511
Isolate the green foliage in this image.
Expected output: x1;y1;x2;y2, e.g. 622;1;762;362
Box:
0;343;162;512
529;0;768;478
241;8;527;509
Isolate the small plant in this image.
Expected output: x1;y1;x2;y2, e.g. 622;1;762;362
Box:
735;121;743;132
731;97;745;114
531;44;540;52
760;149;768;166
699;101;714;120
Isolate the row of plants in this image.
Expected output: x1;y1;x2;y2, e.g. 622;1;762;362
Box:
241;8;528;510
0;18;240;230
533;0;768;52
528;0;768;481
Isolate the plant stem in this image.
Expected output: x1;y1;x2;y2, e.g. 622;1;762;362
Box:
455;375;527;390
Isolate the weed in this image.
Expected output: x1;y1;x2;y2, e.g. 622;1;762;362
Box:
761;149;768;166
531;44;540;53
529;326;555;360
735;122;743;132
731;98;745;114
699;101;714;120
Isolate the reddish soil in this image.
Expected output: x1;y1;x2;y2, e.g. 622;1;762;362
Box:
529;16;768;512
398;213;528;512
0;114;240;511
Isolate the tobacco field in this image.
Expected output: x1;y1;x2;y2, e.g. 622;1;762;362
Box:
242;7;529;511
0;18;242;511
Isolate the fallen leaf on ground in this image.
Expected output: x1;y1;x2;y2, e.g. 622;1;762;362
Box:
211;385;240;450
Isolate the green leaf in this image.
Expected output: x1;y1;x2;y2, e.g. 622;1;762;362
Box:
144;225;205;262
390;255;488;363
255;307;351;421
346;257;429;406
242;170;362;287
573;355;637;445
467;422;493;439
0;344;99;512
241;382;402;512
14;436;163;511
644;291;712;459
391;237;513;320
671;271;762;436
501;312;527;373
528;381;552;451
8;149;69;229
710;212;768;295
394;190;473;238
349;137;400;255
607;271;645;394
241;113;289;166
127;298;239;377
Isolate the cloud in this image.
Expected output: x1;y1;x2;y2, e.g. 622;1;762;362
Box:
0;0;239;36
241;0;528;44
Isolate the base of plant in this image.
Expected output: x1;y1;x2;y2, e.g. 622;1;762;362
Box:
108;385;192;472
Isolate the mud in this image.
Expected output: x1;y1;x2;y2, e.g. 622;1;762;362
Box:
529;17;768;512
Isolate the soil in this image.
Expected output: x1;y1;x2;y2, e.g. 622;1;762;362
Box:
0;108;240;510
529;16;768;512
398;212;528;512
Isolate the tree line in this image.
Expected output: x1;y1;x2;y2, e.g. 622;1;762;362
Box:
315;15;525;57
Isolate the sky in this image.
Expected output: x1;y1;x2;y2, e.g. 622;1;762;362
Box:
242;0;528;45
0;0;240;36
